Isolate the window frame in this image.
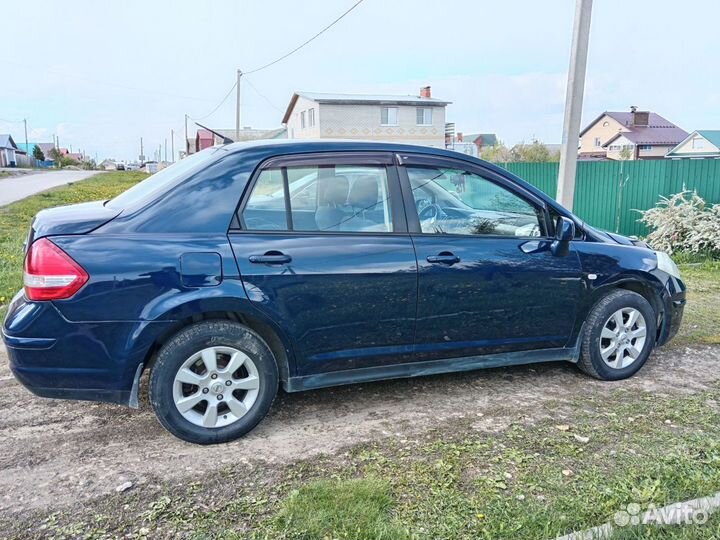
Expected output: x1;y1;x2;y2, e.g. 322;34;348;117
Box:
380;107;399;126
416;107;432;126
300;110;306;129
308;108;315;127
396;153;554;239
233;152;409;235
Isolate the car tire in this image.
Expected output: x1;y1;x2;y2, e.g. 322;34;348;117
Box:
149;320;278;444
577;289;656;381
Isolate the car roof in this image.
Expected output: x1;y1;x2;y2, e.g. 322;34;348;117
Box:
222;138;475;161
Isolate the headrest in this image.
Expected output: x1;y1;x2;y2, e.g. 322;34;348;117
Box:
318;175;349;206
348;176;379;209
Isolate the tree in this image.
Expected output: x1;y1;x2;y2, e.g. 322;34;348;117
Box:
510;139;559;162
481;141;513;163
618;146;634;160
32;145;45;161
48;147;62;162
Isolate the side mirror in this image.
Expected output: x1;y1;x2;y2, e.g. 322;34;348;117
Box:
555;216;575;242
551;216;575;256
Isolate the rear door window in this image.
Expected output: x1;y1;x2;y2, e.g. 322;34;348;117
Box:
241;162;394;233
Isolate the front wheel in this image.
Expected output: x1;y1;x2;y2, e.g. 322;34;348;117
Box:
578;290;656;381
149;321;278;444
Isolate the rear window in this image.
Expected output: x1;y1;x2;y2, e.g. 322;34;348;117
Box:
107;146;225;210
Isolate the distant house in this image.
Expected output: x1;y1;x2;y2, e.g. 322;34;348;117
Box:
0;134;19;167
446;132;498;157
282;86;451;148
464;133;498;153
579;107;687;160
666;130;720;159
187;127;286;155
99;159;117;170
16;142;55;159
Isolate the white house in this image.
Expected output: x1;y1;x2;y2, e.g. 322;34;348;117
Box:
282;86;451;148
0;134;19;167
666;130;720;159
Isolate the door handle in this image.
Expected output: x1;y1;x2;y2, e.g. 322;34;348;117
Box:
426;252;460;265
248;251;292;264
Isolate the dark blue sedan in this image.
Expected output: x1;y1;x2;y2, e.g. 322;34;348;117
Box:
2;140;686;444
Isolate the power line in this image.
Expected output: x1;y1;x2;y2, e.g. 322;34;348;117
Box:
244;0;365;75
189;81;238;121
244;77;283;113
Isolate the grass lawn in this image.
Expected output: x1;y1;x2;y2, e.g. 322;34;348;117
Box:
1;172;720;538
0;171;147;312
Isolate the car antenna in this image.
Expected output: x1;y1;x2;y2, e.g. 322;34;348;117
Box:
194;122;235;144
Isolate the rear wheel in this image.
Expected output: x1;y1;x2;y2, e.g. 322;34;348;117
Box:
578;290;656;380
149;321;278;444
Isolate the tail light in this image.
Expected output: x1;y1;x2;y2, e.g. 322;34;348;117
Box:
23;238;89;301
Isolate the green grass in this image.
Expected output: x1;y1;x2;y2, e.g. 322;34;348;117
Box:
0;171;147;311
674;260;720;346
272;478;407;539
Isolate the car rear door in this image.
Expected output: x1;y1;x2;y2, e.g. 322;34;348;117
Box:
397;153;584;362
229;152;417;377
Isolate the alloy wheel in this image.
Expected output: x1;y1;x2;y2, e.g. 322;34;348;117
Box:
172;346;260;428
599;307;647;370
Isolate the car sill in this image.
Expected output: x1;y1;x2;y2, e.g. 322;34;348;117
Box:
285;346;579;393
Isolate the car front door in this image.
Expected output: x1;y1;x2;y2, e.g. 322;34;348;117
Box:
398;154;584;362
229;152;417;377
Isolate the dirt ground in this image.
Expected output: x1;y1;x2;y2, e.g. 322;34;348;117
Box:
1;344;719;522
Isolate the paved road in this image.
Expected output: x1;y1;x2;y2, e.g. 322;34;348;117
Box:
0;170;101;206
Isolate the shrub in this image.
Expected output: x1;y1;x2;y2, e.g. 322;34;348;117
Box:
638;191;720;256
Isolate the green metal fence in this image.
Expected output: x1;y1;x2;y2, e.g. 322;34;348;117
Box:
495;160;720;237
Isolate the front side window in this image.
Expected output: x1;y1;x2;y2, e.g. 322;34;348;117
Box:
416;107;432;125
692;137;704;149
308;108;315;127
381;107;398;126
407;166;542;237
241;162;393;233
594;137;602;147
300;111;306;129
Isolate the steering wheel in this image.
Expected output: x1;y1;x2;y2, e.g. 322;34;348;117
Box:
418;203;446;225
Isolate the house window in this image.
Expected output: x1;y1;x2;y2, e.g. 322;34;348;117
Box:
638;145;653;151
381;107;398;126
308;108;315;127
602;121;609;127
300;111;306;129
594;137;602;147
692;137;704;149
416;107;432;125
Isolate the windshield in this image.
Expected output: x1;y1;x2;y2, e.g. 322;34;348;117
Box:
107;146;225;210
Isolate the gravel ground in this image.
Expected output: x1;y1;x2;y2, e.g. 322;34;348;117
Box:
0;344;718;522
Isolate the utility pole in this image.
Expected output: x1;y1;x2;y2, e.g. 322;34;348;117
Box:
23;119;28;157
235;69;242;141
164;138;167;162
184;114;189;155
556;0;593;211
140;137;144;163
170;129;175;162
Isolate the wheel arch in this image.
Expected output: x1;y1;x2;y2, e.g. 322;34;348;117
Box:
588;277;665;338
136;299;294;392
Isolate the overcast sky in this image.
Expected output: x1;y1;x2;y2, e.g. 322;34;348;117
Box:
2;0;718;161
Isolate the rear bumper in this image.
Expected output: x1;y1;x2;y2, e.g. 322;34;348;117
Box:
2;292;169;406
